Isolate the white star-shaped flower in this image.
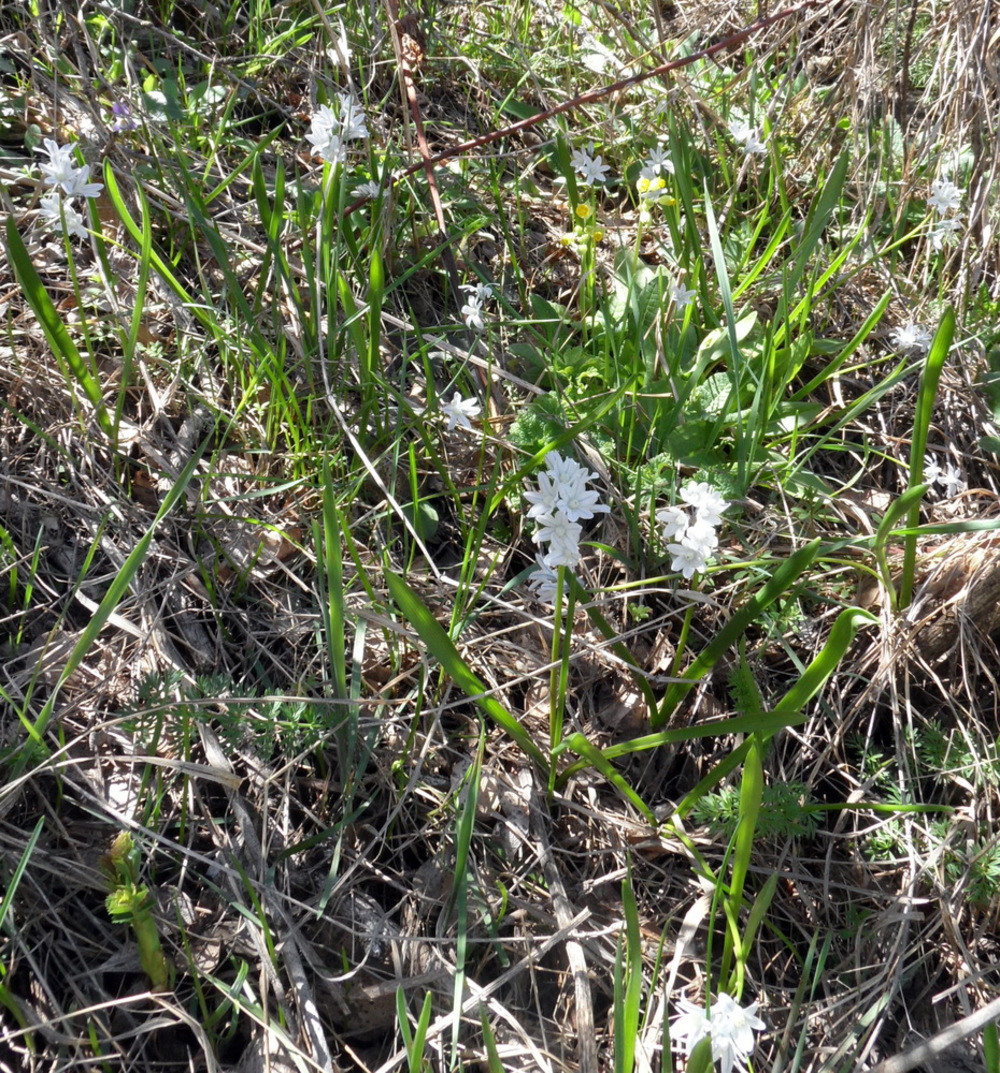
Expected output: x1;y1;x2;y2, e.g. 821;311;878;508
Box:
892;322;933;354
570;143;610;185
645;146;674;175
440;392;481;432
656;505;689;541
728;120;767;155
555;476;610;522
667;541;710;580
38;192;88;240
679;481;729;526
927;179;962;215
673;282;697;310
670;993;765;1073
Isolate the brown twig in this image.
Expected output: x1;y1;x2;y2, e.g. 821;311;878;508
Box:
344;0;837;219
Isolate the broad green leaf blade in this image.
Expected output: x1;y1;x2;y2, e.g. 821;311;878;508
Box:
900;306;955;607
383;571;548;770
655;539;822;727
4;217;112;437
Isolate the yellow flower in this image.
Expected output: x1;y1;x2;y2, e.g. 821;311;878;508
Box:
575;203;593;221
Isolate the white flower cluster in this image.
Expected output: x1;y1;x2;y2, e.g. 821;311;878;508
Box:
525;451;609;602
728;120;767;156
670;992;765;1073
306;93;368;165
570;142;610;186
926;178;963;251
460;282;493;332
35;139;104;241
892;322;932;354
923;455;965;497
656;480;729;581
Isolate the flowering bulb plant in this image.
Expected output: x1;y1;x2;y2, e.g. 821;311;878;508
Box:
525;450;609;602
34;139;104;243
657;480;729;581
670;992;765;1073
306;92;368;165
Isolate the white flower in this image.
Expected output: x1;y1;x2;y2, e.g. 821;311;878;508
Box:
37;139;103;198
555;476;611;522
892;323;933;354
306;107;347;163
929;217;962;251
570;143;610;185
532;511;583;553
61;164;103;199
937;462;965;497
671;993;765;1073
544;451;593;488
306;96;367;163
656;505;689;541
668;541;710;580
38;192;88;240
671;998;712;1058
440;392;481;432
684;518;720;553
927;179;962;215
679;481;729;526
673;282;697;310
645;146;674;175
37;138;79;191
338;92;368;141
524;472;564;519
728;120;767;156
327;21;352;69
923;457;942;485
528;554;576;603
460;293;486;331
352;180;381;199
462;282;494;304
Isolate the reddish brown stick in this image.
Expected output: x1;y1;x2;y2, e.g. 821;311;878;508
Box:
346;0;836;218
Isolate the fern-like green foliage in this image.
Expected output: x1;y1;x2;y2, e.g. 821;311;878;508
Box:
691;781;820;840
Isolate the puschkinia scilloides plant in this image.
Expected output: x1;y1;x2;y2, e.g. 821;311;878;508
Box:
524;450;610;603
656;480;730;581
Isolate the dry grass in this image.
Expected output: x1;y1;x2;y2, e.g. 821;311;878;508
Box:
1;1;1000;1071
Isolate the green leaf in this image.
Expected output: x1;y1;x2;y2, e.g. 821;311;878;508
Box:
383;572;548;770
4;217;112;437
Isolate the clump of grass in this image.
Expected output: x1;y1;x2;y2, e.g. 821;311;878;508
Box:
2;2;1000;1072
